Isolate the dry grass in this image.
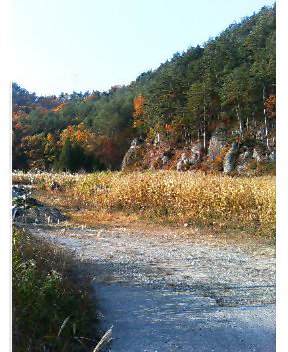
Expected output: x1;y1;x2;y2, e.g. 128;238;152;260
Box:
68;209;140;227
12;170;79;188
13;170;276;236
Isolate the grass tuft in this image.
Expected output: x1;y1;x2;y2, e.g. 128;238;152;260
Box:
12;226;99;351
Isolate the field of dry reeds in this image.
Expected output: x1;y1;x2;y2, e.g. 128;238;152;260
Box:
13;170;276;236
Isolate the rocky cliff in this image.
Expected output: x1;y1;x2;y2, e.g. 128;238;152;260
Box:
122;127;276;176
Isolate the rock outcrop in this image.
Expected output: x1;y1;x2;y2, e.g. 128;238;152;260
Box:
12;184;66;224
14;206;66;224
176;153;191;171
236;147;253;174
161;154;170;165
176;142;204;171
223;142;239;173
252;145;269;163
269;150;276;161
122;126;275;175
121;137;145;170
190;142;204;165
208;130;228;161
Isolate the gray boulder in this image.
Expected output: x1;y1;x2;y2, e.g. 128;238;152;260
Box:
256;128;267;142
161;155;170;165
176;143;204;171
13;206;66;224
190;142;204;165
223;142;239;173
236;148;253;174
122;148;136;169
131;137;144;148
176;153;190;171
269;150;276;162
12;185;32;199
239;148;253;162
208;131;228;161
121;138;144;170
252;147;268;162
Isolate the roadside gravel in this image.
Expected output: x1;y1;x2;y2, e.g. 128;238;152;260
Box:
27;224;275;352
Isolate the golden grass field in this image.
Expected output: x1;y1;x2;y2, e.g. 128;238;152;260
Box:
12;170;276;236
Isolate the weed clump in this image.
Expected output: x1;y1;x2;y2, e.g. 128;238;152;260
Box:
12;226;98;351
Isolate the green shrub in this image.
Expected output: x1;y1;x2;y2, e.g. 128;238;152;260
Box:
13;227;98;351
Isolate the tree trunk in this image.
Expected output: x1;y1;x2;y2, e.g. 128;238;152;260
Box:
263;85;269;149
236;103;243;136
203;90;207;150
252;110;256;128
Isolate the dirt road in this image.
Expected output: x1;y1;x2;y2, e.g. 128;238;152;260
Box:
28;224;275;352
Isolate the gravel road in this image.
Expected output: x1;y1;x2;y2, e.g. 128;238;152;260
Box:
27;224;275;352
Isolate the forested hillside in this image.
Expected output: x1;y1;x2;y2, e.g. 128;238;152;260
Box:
12;4;275;173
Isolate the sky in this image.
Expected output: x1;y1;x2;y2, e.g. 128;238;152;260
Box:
12;0;275;96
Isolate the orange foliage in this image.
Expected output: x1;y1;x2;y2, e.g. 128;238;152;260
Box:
46;133;55;143
75;123;90;143
59;125;76;145
164;124;174;133
133;94;144;117
59;123;97;152
12;112;29;134
264;95;276;119
133;94;145;128
52;103;66;112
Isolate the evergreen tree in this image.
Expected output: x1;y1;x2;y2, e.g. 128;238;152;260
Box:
58;138;73;172
70;142;86;172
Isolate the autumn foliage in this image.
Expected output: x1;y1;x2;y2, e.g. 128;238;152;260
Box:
264;95;276;119
133;94;145;128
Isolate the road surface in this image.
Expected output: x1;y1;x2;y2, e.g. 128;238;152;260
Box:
28;224;275;352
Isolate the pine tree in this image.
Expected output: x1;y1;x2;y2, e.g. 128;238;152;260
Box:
70;142;85;172
58;137;73;171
